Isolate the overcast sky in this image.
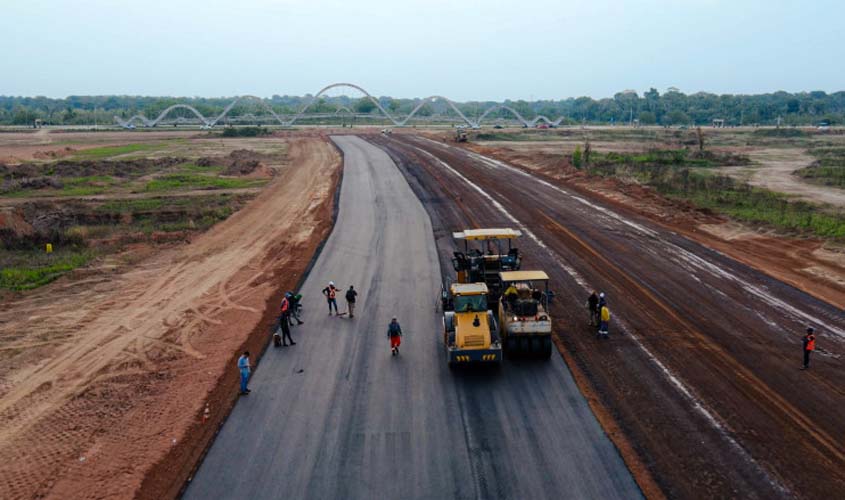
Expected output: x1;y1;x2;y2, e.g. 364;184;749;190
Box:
1;0;842;101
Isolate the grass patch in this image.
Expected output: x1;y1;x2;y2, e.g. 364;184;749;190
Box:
796;147;845;187
74;143;163;160
144;174;265;192
96;198;165;213
593;159;845;238
179;162;224;174
752;128;808;138
0;250;93;290
220;126;271;137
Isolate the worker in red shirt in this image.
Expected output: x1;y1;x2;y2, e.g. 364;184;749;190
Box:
387;317;403;356
801;327;816;370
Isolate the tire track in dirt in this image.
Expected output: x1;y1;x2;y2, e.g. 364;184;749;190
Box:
0;136;341;499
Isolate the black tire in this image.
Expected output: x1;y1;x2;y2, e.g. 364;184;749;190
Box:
518;336;530;357
540;336;552;359
505;335;518;354
530;336;542;356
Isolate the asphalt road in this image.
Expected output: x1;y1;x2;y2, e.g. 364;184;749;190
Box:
184;135;641;500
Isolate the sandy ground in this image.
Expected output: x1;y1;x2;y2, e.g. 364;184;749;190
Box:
716;148;845;206
0;136;340;499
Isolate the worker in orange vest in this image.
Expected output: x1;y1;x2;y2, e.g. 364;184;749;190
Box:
322;281;339;315
801;327;816;370
275;295;295;347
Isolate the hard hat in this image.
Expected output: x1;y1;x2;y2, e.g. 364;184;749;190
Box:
329;281;335;286
599;292;605;298
807;326;815;333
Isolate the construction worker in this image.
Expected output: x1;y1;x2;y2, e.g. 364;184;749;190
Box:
237;351;251;395
504;283;518;308
587;291;599;326
279;313;295;346
345;285;358;318
287;292;304;326
598;303;610;339
279;294;290;324
387;317;403;356
322;281;339;315
801;327;816;370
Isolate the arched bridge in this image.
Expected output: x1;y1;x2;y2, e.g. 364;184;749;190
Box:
114;83;568;129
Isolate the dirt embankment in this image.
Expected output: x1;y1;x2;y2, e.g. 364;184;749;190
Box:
0;136;342;499
462;140;845;308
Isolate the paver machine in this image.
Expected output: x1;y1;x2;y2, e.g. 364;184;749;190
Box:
442;282;502;367
498;270;553;358
451;228;522;303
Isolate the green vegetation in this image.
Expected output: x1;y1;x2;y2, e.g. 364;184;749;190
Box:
96;198;165;212
74;143;163;159
590;154;845;239
796;147;845;187
3;89;844;127
220;126;271;137
144;174;265;192
752;128;808;138
0;250;93;290
179;162;224;173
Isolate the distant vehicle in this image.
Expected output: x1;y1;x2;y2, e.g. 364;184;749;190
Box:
817;122;831;131
381;128;392;135
493;124;504;129
454;128;468;142
536;124;549;129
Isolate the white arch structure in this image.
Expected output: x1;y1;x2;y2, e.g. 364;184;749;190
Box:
114;83;567;129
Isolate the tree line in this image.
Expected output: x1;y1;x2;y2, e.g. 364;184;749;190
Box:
1;88;842;126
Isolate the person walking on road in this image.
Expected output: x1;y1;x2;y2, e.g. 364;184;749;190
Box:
323;281;339;316
801;327;816;370
598;303;610;339
345;285;358;318
387;317;403;356
238;351;251;395
587;291;599;326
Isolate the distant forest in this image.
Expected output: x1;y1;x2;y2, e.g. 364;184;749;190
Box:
1;88;843;126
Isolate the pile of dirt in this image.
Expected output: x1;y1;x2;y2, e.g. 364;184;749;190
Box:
198;149;274;177
33;147;76;160
0;208;35;239
0;157;187;181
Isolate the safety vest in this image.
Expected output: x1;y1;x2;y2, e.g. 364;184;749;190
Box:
280;297;289;313
806;335;816;351
328;287;336;299
600;306;610;322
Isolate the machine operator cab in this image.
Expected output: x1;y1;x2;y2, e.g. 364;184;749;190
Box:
451;228;522;300
443;282;502;367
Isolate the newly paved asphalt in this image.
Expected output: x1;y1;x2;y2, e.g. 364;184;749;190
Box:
184;135;641;500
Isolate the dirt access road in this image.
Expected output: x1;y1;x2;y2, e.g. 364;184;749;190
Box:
371;133;845;499
186;135;641;499
719;148;845;207
0;137;340;499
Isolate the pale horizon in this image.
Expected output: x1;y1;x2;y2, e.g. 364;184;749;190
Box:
2;0;843;101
